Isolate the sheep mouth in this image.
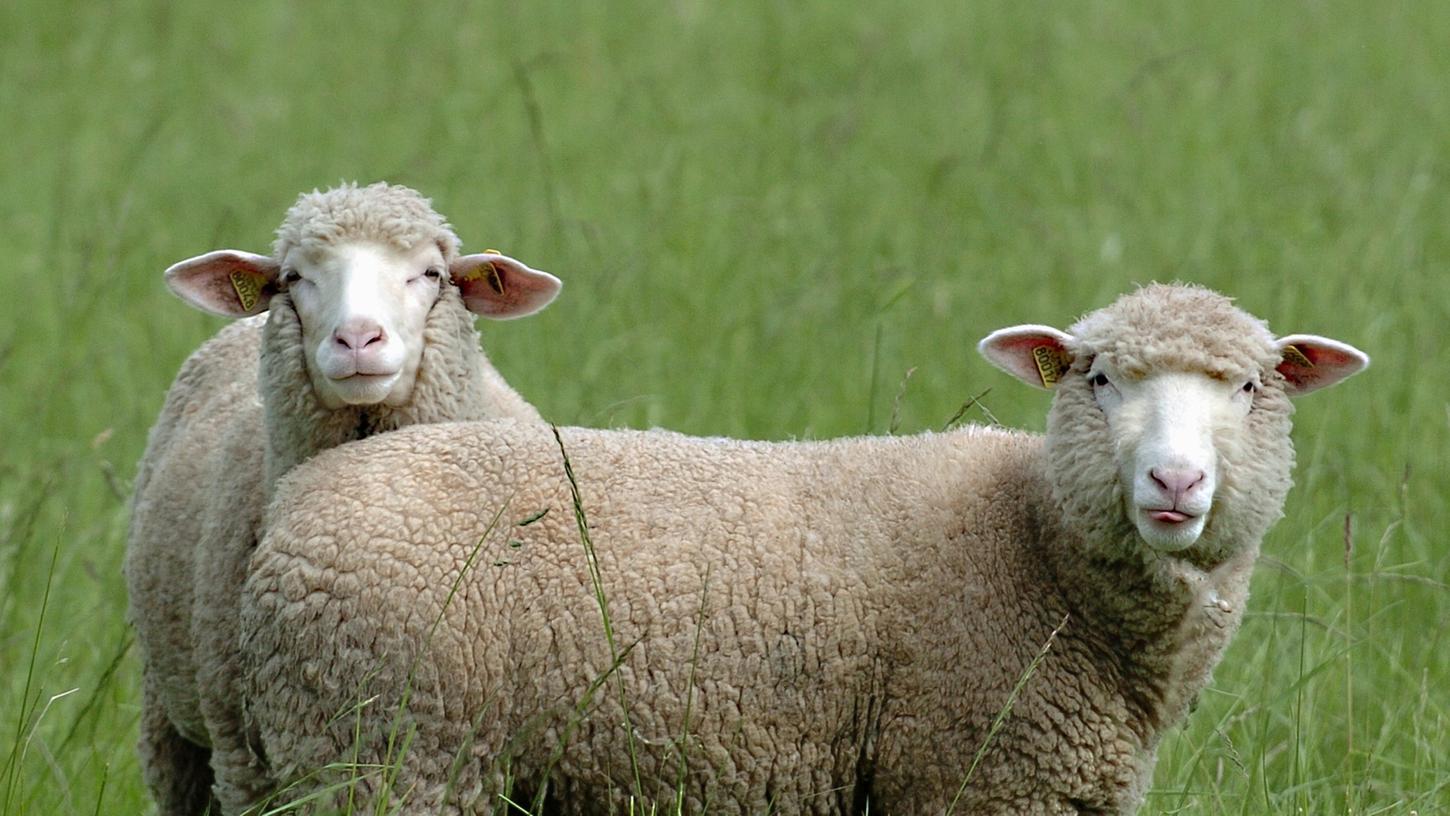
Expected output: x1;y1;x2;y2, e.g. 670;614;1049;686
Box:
325;372;404;405
332;371;399;383
1133;506;1209;552
1145;509;1195;524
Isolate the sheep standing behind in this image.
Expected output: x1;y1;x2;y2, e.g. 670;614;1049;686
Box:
125;182;562;815
241;284;1366;814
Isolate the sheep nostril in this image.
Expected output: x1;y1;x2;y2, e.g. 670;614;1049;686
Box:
334;321;385;351
1150;467;1207;501
1150;469;1169;492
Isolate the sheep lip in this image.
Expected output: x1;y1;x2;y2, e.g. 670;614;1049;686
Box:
329;371;399;383
1145;509;1194;524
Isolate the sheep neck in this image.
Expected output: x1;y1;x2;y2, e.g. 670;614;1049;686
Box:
1040;514;1259;740
258;288;507;496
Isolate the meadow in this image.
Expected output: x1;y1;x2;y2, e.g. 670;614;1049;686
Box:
1;1;1446;812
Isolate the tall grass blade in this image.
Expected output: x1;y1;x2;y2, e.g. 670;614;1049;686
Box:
2;545;59;816
550;426;646;803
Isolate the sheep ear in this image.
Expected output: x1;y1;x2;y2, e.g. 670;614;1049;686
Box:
164;250;279;318
1275;334;1369;396
977;325;1075;390
451;252;562;320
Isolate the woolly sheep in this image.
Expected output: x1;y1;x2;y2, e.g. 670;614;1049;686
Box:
125;182;561;815
239;284;1366;814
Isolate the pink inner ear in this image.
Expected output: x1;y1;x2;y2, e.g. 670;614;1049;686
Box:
165;250;278;317
1294;343;1360;370
1276;350;1324;391
452;253;561;319
1275;337;1369;395
978;325;1074;389
996;334;1060;356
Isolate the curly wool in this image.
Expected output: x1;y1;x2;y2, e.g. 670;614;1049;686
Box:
1067;283;1279;382
129;317;265;813
243;417;1262;814
272;182;462;261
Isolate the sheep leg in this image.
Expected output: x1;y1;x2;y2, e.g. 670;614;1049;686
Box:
139;672;219;815
202;675;270;816
208;732;269;816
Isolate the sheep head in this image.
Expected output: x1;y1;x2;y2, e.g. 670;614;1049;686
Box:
162;182;561;409
979;283;1368;562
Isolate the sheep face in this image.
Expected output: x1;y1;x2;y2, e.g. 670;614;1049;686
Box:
1083;365;1250;551
978;283;1368;561
161;183;562;409
279;239;444;408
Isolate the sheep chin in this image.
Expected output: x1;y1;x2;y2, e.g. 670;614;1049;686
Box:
322;372;406;407
1132;506;1207;552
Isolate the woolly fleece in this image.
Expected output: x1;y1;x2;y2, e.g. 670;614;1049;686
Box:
272;181;462;261
125;184;541;816
241;286;1330;814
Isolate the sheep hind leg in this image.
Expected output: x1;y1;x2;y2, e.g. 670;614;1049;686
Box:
209;726;273;816
138;676;219;815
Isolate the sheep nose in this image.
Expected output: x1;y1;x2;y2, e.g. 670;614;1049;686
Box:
1150;467;1206;504
334;319;385;351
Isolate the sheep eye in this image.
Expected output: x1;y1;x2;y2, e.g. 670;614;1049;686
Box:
1242;381;1257;394
1090;372;1110;388
423;267;442;280
281;269;301;284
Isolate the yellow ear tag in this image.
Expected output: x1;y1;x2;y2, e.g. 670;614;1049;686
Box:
1032;345;1070;387
477;250;508;293
229;270;264;312
1282;344;1314;368
457;251;506;290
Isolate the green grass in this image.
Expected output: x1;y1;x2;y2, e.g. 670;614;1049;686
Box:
1;0;1446;812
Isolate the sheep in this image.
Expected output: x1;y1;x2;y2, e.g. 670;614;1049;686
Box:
239;283;1367;814
125;181;562;815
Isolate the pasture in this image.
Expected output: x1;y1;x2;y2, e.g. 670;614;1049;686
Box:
1;1;1445;812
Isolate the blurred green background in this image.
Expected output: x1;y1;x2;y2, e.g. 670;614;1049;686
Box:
1;1;1444;813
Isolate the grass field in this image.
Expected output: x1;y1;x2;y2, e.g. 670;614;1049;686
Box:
2;1;1446;813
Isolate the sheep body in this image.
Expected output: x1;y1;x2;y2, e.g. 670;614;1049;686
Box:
240;284;1365;814
126;183;556;815
245;421;1186;814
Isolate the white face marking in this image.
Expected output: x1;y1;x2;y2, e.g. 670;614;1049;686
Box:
1090;364;1256;552
281;241;446;408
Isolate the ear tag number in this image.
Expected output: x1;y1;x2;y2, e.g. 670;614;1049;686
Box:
230;270;263;312
1032;345;1069;387
1282;344;1314;368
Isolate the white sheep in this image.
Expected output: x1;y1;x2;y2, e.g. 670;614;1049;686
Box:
125;182;561;815
239;284;1366;814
